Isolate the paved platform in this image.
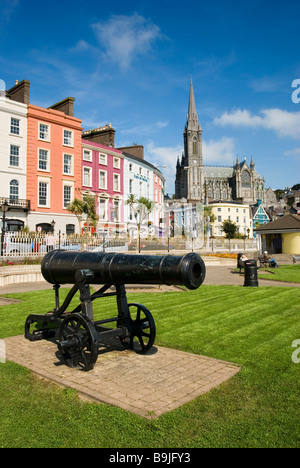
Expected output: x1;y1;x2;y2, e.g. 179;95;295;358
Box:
4;334;240;419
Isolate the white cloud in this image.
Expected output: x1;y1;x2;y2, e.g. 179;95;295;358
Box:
214;108;300;139
0;0;19;26
145;141;183;194
203;137;236;164
284;147;300;159
145;137;237;194
92;13;162;70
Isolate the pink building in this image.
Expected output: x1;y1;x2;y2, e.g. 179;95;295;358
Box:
153;171;164;233
81;140;125;236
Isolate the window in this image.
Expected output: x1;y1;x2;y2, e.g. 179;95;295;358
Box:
83;149;92;161
39;182;48;206
99;170;107;189
10;145;20;166
39;123;49;141
99;199;107;220
38;149;49;171
83;167;92;187
63;129;73;146
99;154;107;165
63;185;72;208
66;224;75;235
10;118;20;135
113;157;120;169
63;154;72;175
129;163;133;171
129;179;133;194
9;180;19;201
113;174;120;192
193;140;198;155
111;200;119;222
218;215;222;222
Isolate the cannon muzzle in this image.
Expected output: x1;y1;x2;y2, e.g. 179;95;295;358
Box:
41;250;206;290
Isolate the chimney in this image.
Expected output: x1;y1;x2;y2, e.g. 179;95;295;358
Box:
8;79;30;105
82;125;115;147
49;97;75;117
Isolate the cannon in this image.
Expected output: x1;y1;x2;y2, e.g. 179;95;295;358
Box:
25;250;206;371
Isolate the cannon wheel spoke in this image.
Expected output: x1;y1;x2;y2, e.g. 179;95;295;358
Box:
120;303;156;354
58;313;98;371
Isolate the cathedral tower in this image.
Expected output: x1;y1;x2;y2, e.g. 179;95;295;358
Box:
175;78;204;201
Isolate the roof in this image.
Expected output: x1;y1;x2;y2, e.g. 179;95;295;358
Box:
256;214;300;232
203;166;234;178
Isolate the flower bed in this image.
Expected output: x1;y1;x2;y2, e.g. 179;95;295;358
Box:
206;253;238;259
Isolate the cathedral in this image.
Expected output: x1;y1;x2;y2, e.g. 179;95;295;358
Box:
175;79;266;205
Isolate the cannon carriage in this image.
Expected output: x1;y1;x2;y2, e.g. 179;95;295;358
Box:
25;250;206;371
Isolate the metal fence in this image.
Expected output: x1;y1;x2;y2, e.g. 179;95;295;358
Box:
0;232;259;258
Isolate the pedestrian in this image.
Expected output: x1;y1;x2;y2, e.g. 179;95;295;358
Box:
46;232;56;252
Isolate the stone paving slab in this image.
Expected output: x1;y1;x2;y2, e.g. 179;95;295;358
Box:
4;335;240;419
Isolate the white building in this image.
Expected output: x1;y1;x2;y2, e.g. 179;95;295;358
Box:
0;89;29;231
210;201;253;238
123;152;164;238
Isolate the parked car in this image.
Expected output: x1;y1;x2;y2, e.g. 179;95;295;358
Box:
90;240;128;252
60;242;81;251
3;234;47;255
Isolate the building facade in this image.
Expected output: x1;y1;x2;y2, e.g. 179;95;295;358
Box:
26;102;83;234
175;79;265;205
210;201;253;238
0;87;29;231
251;199;270;237
256;214;300;254
81;140;125;236
123;152;164;237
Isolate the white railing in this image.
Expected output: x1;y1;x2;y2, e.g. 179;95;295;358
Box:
0;232;259;258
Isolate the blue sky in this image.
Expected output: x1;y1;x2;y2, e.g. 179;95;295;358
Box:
1;0;300;195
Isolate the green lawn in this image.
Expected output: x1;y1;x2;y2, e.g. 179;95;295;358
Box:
258;264;300;283
1;285;300;448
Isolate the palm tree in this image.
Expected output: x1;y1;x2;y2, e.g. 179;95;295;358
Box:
67;195;98;234
67;198;85;233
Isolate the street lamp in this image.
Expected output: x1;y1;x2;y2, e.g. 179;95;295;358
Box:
1;200;9;257
51;220;56;234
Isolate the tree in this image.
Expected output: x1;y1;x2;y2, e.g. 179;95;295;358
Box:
67;195;98;234
126;195;155;246
221;219;237;239
203;205;216;235
67;198;85;233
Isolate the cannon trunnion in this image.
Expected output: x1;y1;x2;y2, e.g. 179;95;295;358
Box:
25;251;206;371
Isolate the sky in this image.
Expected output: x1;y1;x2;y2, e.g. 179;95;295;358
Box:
1;0;300;196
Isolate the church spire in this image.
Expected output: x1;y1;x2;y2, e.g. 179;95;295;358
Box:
187;77;202;131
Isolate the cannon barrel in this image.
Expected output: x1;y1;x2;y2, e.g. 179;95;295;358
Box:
41;250;206;290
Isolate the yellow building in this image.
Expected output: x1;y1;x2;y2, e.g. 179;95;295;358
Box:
209;202;253;238
256;214;300;254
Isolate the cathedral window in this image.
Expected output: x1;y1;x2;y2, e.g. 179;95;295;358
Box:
241;170;251;188
193;140;198;155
